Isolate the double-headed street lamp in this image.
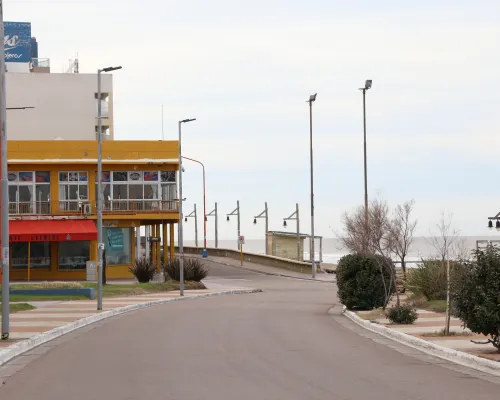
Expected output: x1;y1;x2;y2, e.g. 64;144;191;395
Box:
307;93;316;278
178;118;196;296
207;202;218;248
184;204;198;247
182;156;207;257
253;202;269;255
226;201;241;249
97;65;122;311
359;79;372;245
283;203;301;261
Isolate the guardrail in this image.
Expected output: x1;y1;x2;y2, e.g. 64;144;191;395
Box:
176;246;323;274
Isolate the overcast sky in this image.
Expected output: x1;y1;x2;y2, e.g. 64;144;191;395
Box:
5;0;500;241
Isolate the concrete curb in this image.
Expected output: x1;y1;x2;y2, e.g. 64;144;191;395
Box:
195;256;334;283
341;305;500;377
0;289;262;367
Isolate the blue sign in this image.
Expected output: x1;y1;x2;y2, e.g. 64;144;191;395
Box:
4;22;31;63
107;228;124;250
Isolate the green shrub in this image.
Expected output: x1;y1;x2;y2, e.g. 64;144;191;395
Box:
336;254;394;310
386;304;418;324
129;258;157;283
164;258;208;282
405;259;464;301
451;246;500;350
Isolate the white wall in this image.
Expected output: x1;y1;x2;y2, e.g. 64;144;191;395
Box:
6;72;113;140
6;62;30;73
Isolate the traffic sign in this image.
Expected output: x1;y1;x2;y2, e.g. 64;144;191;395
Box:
238;235;245;245
98;243;105;250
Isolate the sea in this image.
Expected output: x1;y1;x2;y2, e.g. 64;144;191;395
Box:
182;236;500;266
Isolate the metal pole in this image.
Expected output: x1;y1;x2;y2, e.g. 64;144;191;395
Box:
265;202;269;255
97;69;104;310
145;226;150;260
202;166;206;250
309;99;316;278
178;122;184;296
194;204;198;247
296;203;300;261
363;88;369;238
136;226;140;259
237;200;241;250
214;202;218;248
1;2;11;340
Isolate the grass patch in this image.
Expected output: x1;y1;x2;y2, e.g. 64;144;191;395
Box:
9;294;88;302
11;281;83;290
0;302;36;314
421;329;472;337
409;295;447;313
357;309;385;321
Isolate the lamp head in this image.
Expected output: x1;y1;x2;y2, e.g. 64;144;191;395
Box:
253;218;257;225
309;93;317;102
489;220;494;229
283;220;287;228
226;215;230;222
365;80;372;90
102;66;122;72
496;220;500;231
184;217;187;222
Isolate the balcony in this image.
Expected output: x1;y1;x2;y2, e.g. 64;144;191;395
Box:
8;200;179;217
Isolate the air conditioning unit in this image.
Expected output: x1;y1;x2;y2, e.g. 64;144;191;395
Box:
84;204;92;215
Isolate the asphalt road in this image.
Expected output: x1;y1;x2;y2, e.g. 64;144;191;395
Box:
1;261;500;399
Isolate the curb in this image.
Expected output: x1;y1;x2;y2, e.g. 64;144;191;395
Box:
0;289;262;367
341;305;500;377
194;256;334;283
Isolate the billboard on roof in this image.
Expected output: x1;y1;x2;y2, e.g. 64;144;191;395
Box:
4;22;32;63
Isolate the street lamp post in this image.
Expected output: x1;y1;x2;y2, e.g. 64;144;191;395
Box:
226;201;241;249
307;93;317;278
178;118;196;296
283;203;301;261
97;65;122;311
207;202;218;248
253;202;269;255
182;156;207;257
184;204;198;247
359;80;372;251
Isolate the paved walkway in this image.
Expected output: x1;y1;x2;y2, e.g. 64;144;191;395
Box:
0;285;247;348
198;255;336;282
358;306;500;362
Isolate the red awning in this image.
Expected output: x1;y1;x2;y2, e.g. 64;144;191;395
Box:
9;220;97;242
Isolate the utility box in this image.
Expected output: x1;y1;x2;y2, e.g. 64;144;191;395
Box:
267;231;307;261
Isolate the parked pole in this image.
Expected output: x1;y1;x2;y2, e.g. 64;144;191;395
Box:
194;204;198;247
296;203;300;261
214;202;218;248
237;200;241;250
96;69;103;310
28;242;31;281
265;202;268;255
307;93;317;278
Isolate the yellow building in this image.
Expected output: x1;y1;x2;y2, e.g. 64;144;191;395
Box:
5;140;179;281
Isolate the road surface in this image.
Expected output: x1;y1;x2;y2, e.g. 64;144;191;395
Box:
1;260;499;399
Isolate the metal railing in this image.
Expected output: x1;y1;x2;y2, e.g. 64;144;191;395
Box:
8;200;178;216
31;58;50;68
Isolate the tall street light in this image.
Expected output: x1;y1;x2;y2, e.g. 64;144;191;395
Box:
307;93;316;278
207;202;218;248
359;79;372;249
184;204;198;247
226;201;240;249
182;156;207;257
283;203;300;261
178;118;196;296
97;65;122;310
253;202;269;255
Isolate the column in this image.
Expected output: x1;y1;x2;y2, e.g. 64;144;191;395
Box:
163;223;168;265
169;223;175;261
136;226;141;260
145;225;150;261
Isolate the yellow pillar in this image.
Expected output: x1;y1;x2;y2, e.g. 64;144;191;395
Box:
152;224;157;266
163;223;168;265
156;224;161;270
169;223;175;261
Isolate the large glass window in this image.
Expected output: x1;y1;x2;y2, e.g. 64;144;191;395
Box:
12;242;51;269
103;228;132;265
8;171;50;214
59;241;90;270
59;171;89;211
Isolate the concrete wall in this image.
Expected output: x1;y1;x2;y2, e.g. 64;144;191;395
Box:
177;246;319;275
6;72;113;140
269;235;305;261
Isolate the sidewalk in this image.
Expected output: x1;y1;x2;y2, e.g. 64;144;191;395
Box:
0;284;251;354
357;306;500;362
199;255;336;282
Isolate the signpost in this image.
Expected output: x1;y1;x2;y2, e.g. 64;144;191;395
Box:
238;235;245;266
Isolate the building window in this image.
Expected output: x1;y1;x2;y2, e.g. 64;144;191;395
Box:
59;171;89;212
94;170;176;211
8;171;51;214
59;241;90;270
103;228;132;265
11;242;51;269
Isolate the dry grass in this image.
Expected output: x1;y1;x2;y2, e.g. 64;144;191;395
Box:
421;329;472;337
12;281;84;289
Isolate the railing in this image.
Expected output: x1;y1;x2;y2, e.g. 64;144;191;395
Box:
31;58;50;68
8;200;179;216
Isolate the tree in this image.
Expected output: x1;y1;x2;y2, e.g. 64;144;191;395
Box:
427;211;459;335
388;200;417;280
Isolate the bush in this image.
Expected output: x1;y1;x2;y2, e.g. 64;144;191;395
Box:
164;258;208;282
405;259;464;301
336;253;394;310
451;246;500;350
129;258;157;283
386;304;418;324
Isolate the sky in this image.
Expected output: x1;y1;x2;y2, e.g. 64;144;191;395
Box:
5;0;500;242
